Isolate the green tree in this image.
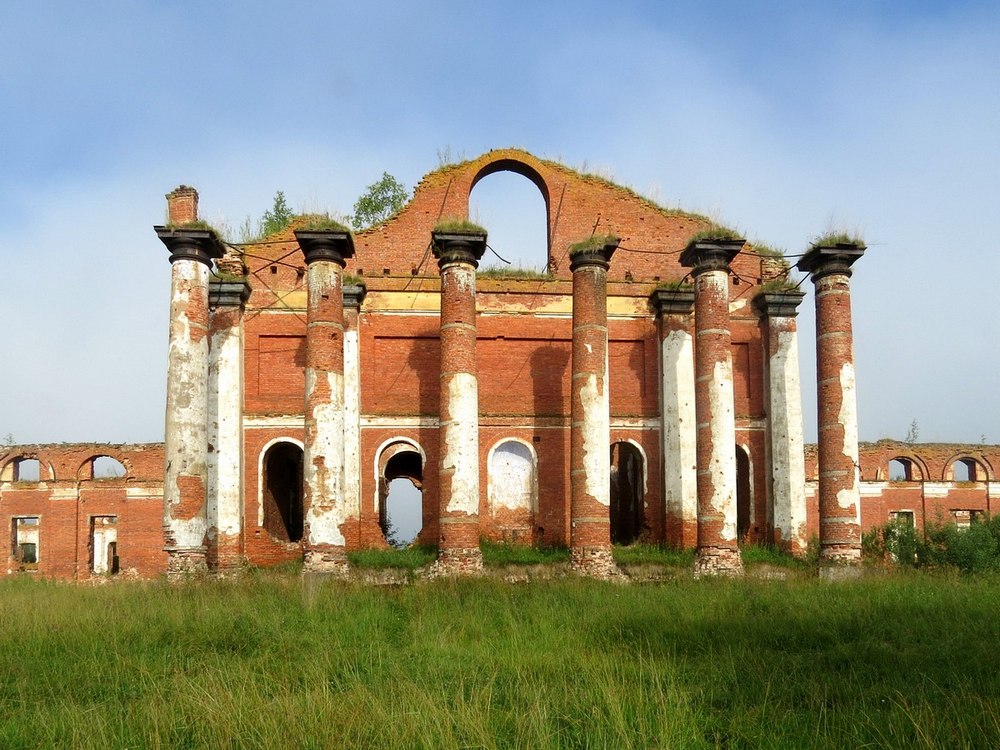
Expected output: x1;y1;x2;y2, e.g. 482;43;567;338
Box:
352;172;408;229
259;190;294;237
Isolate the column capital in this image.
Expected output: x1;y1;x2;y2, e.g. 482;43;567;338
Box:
432;230;488;269
208;279;252;309
753;289;806;318
154;226;225;266
651;287;695;316
679;238;744;276
569;236;619;272
796;242;866;281
343;282;367;309
294;230;356;266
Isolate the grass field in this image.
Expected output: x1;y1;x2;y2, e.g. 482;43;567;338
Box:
2;570;999;749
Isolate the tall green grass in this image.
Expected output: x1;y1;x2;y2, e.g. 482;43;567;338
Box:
2;573;999;748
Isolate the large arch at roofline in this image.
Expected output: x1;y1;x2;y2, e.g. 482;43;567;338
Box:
469;154;553;263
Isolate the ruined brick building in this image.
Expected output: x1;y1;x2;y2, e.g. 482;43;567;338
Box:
4;149;997;578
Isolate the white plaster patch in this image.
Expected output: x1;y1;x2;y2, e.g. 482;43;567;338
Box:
770;329;807;547
305;369;346;547
343;325;362;524
661;329;697;528
208;322;243;537
488;441;536;512
443;372;480;515
580;373;611;505
709;358;738;541
837;361;860;511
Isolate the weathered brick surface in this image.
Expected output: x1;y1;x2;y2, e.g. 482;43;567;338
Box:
12;150;979;579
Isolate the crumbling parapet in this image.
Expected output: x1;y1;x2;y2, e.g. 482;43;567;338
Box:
296;228;356;576
797;240;866;564
680;238;745;577
155;189;225;579
754;290;808;556
431;228;487;575
652;288;698;549
568;238;622;578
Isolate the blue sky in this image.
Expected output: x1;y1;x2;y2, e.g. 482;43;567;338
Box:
2;1;998;446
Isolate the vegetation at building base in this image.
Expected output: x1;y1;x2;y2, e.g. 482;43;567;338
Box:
864;515;1000;573
3;572;1000;749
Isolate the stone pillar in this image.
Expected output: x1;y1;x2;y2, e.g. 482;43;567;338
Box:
797;241;866;563
295;229;356;574
206;274;251;571
155;186;224;577
343;283;368;545
754;290;808;556
680;238;744;576
651;288;698;549
569;238;619;577
431;228;487;574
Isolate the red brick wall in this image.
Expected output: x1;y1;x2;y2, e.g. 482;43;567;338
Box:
0;444;166;578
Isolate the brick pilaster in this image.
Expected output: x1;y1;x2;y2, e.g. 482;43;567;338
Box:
295;229;356;575
680;239;744;576
797;242;866;563
155;192;224;578
569;239;620;577
432;230;487;574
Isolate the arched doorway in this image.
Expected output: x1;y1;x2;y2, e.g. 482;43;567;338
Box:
610;441;644;544
261;442;303;542
377;441;424;548
735;445;752;543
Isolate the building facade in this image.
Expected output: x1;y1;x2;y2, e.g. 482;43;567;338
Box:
3;149;994;578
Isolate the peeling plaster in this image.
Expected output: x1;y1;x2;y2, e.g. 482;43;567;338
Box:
344;324;362;522
207;322;243;539
661;329;697;529
836;361;861;511
305;369;346;547
581;373;611;505
770;329;807;546
708;359;738;541
488;440;536;512
443;372;480;514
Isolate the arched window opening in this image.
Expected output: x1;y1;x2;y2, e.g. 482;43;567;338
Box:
469;170;549;274
610;442;644;545
379;445;424;548
488;440;536;542
262;442;303;543
13;458;41;482
889;458;914;482
84;456;127;480
951;458;982;483
736;446;752;542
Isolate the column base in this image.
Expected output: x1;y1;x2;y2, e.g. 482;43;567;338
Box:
428;547;483;577
571;546;624;580
694;546;744;578
303;549;350;577
819;545;862;564
165;548;208;580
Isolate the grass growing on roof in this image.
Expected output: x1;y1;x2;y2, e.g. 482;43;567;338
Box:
686;225;744;245
811;231;865;247
568;233;619;254
433;218;487;234
476;265;551;280
296;213;351;232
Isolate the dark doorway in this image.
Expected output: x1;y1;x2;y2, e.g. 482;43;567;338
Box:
262;442;303;542
610;442;644;544
736;445;752;542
